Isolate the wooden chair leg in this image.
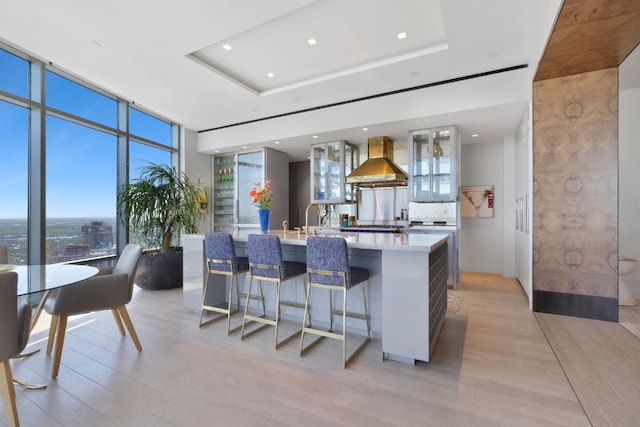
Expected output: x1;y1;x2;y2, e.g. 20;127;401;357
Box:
46;315;59;355
116;306;142;352
0;360;19;427
112;308;125;336
51;316;68;379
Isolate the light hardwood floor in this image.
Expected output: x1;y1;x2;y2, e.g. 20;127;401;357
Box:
3;272;636;426
620;304;640;339
536;312;640;426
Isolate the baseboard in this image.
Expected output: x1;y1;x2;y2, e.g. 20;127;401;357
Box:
533;290;618;322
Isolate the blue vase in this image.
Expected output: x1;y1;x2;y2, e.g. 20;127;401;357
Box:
258;208;270;234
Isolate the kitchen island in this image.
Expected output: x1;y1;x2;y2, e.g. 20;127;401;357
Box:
182;230;448;364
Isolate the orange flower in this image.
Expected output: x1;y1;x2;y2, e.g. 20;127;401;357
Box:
248;181;273;208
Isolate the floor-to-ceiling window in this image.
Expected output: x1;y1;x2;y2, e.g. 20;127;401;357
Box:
0;48;31;264
0;100;29;263
0;41;179;264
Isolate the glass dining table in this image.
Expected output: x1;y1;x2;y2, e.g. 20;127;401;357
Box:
9;263;99;389
14;264;99;329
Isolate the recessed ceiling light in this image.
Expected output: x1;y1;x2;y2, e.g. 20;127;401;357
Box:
362;127;368;131
214;150;220;153
274;141;280;144
222;44;232;51
472;134;479;138
242;146;247;149
307;38;317;46
312;135;318;139
397;32;407;40
266;72;275;78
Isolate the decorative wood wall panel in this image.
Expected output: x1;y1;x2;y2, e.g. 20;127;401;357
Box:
535;0;640;81
533;69;618;302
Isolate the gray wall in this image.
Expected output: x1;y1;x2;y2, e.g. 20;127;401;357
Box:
288;161;310;229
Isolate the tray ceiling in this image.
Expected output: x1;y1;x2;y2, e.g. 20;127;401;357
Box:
188;0;447;95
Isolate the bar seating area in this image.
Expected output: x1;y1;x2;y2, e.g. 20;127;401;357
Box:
196;233;372;369
300;236;371;368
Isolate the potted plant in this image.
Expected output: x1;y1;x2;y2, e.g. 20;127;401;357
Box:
118;163;201;290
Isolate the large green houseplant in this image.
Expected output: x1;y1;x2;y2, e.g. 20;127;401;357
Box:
118;163;201;289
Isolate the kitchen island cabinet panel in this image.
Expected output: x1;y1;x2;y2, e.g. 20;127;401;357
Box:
381;242;447;363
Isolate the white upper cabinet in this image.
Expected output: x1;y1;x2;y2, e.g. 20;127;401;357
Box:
408;126;458;202
310;140;359;204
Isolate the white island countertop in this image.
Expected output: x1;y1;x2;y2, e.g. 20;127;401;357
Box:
195;229;449;253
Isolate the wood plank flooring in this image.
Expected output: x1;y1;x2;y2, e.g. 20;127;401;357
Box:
537;311;640;427
3;271;632;426
620;304;640;339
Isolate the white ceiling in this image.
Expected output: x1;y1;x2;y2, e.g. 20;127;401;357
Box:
2;0;636;162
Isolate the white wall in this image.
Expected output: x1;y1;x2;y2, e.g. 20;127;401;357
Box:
197;69;531;153
514;105;532;303
619;87;640;298
181;127;213;234
503;136;516;278
460;141;506;274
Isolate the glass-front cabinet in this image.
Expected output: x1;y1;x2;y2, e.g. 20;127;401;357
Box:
212;154;236;227
212;148;289;232
310;140;359;204
408;126;458;202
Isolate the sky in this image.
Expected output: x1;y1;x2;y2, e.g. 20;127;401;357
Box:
0;47;172;219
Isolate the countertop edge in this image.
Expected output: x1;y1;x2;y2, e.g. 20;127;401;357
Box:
183;232;449;253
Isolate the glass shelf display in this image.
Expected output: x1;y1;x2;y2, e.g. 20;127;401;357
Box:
212;148;289;232
310;140;359;204
212;152;264;229
213;154;236;226
408;126;458;202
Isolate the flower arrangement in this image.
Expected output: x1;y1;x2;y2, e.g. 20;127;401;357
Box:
249;180;273;209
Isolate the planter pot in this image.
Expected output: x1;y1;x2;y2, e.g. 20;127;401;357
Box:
135;249;183;290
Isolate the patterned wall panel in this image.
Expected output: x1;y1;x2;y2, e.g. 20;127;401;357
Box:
533;69;618;303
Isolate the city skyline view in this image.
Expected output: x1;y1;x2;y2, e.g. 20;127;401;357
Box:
1;44;177;264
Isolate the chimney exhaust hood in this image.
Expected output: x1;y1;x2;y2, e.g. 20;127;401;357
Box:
346;136;407;187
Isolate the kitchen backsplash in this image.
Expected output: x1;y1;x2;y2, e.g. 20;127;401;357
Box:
327;188;457;226
408;202;457;224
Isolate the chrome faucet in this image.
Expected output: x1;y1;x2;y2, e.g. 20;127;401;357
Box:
304;203;321;234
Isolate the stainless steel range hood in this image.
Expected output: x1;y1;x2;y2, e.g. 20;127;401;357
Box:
346;136;407;187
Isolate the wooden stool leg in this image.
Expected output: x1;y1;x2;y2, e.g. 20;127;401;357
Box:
0;360;19;427
51;316;68;379
112;309;125;335
46;315;59;355
117;306;142;351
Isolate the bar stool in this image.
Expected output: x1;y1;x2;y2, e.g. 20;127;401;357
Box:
300;236;370;368
200;232;260;334
241;234;308;349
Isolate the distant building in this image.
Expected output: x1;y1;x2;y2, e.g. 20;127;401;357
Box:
81;221;113;248
63;243;91;258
